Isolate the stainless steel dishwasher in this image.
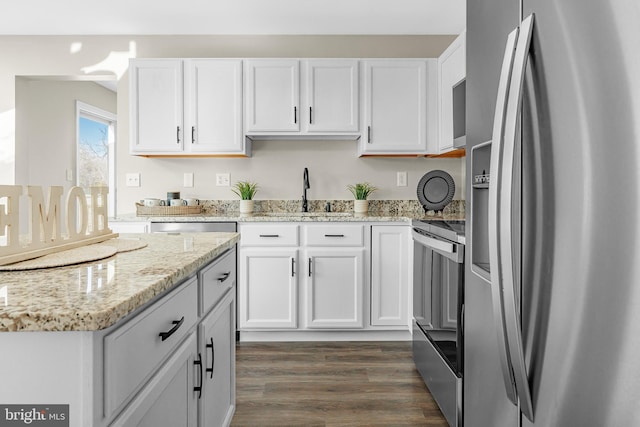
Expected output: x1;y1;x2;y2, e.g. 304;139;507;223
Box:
150;222;236;233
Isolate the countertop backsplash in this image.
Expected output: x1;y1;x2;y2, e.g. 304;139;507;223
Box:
199;199;465;217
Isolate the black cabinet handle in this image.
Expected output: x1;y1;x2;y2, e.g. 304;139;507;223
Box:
309;106;313;124
294;106;297;124
177;126;181;144
324;234;345;238
367;126;371;143
218;272;231;283
259;234;280;238
291;258;295;277
206;337;215;379
194;353;203;398
308;258;312;277
158;316;184;341
191;126;195;144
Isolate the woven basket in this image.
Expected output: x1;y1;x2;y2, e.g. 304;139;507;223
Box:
135;203;203;216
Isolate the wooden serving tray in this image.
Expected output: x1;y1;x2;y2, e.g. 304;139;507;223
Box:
135;203;203;216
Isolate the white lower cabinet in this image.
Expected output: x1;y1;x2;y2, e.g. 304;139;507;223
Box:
198;291;236;427
239;248;299;328
239;222;389;335
110;334;198;427
370;225;411;327
304;248;364;328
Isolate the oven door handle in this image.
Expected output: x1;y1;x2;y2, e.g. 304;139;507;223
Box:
412;229;455;254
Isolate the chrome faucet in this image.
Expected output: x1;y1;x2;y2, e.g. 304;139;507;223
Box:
302;167;310;212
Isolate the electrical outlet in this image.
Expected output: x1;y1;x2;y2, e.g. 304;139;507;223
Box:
397;171;408;187
216;173;230;187
183;172;194;187
65;169;73;182
126;173;141;187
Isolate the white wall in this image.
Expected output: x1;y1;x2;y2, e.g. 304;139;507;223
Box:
0;35;464;215
15;78;116;191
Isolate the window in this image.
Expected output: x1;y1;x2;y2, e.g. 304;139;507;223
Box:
76;101;116;217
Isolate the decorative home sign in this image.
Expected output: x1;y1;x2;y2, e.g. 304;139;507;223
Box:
0;185;117;266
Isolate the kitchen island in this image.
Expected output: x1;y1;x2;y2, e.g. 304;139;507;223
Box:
0;232;239;427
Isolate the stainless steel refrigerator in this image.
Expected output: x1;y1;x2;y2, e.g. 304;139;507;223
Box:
465;0;640;426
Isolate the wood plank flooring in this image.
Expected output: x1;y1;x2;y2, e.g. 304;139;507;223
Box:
231;341;448;426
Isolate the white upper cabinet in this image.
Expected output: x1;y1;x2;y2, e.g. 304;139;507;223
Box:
130;58;246;156
306;60;359;132
245;59;359;137
185;59;244;154
360;59;437;155
436;32;466;153
245;59;300;133
130;59;184;154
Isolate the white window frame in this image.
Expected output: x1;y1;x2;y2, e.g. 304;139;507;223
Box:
76;101;117;218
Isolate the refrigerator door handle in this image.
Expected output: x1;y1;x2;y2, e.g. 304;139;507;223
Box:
500;13;535;422
488;26;520;406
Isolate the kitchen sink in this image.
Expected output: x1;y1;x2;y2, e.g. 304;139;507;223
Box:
254;212;353;218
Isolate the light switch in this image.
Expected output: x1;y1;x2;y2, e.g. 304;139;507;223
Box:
397;171;408;187
184;172;194;188
65;169;73;182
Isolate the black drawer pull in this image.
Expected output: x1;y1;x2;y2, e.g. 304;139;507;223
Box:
176;126;181;144
324;234;345;237
218;272;231;283
158;316;184;341
259;234;280;238
191;126;196;144
308;258;312;277
206;337;215;379
194;353;203;398
291;258;295;277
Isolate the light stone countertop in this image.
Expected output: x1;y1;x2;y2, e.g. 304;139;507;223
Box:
113;211;465;223
0;232;239;332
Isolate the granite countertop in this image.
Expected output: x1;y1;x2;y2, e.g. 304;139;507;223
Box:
113;212;465;223
0;232;239;333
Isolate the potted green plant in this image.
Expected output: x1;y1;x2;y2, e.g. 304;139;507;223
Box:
347;182;377;213
232;181;258;213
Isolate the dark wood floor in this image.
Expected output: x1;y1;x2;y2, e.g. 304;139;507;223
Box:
230;341;448;426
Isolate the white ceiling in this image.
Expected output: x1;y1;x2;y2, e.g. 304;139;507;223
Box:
1;0;465;35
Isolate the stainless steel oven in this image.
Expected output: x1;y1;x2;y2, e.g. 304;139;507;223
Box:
412;219;465;427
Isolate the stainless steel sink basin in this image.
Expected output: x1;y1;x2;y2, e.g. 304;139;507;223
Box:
255;212;353;218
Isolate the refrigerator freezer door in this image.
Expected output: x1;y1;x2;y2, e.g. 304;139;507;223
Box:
519;0;640;426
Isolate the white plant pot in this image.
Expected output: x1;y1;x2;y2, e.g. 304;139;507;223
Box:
240;199;254;214
353;199;369;214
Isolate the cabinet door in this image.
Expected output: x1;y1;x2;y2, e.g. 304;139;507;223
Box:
361;60;428;154
199;291;235;427
438;34;466;153
239;248;299;328
245;59;300;132
304;248;364;328
306;60;359;132
371;226;410;326
130;59;184;154
186;59;244;154
110;334;198;427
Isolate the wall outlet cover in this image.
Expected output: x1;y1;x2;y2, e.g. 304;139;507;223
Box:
126;173;141;187
216;173;230;186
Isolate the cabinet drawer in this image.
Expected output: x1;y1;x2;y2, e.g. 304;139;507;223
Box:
240;224;299;246
104;277;198;418
304;224;364;246
199;247;236;315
